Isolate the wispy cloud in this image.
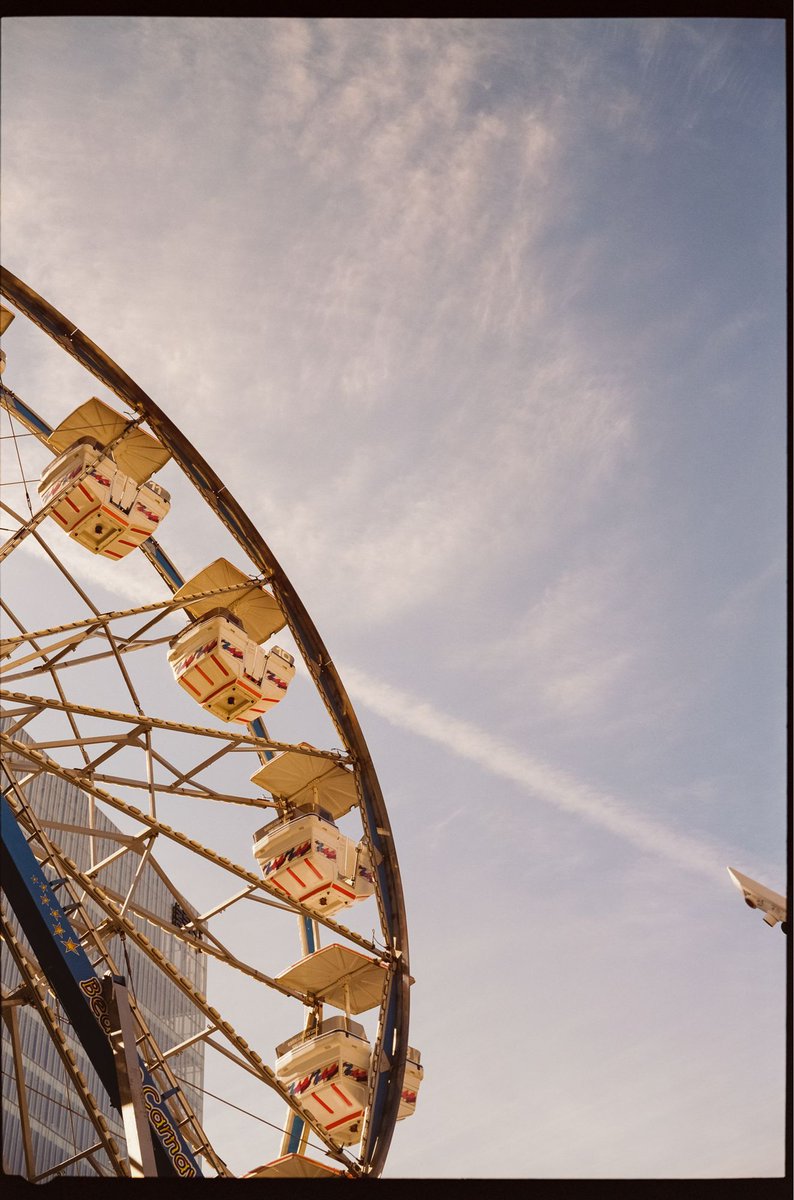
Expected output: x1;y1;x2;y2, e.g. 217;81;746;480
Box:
711;556;784;632
2;18;643;635
12;525;167;607
492;549;641;720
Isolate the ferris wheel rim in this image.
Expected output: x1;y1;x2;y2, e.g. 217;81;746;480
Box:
0;265;412;1177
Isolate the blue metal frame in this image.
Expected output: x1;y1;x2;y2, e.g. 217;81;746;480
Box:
0;792;203;1178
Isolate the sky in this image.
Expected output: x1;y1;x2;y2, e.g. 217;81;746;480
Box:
0;16;788;1180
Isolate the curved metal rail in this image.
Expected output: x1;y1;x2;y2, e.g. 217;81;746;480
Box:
0;265;411;1176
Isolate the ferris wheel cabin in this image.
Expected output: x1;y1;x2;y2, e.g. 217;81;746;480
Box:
273;1013;423;1146
252;806;375;914
37;397;171;558
275;1017;372;1145
167;559;294;725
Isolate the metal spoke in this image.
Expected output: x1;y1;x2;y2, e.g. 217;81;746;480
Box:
1;687;348;762
3;731;384;957
1;270;413;1179
90;775;277;809
0;580;276;656
0;913;130;1178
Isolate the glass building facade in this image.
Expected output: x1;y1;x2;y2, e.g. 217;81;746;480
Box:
2;729;207;1179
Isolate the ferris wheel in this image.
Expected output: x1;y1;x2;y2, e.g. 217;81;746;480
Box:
0;268;421;1180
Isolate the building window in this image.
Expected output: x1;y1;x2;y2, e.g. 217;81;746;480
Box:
171;902;202;940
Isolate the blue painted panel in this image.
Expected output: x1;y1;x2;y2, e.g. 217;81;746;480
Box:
2;388;53;437
144;542;184;589
302;916;316;955
286;1114;305;1155
249;717;274;757
364;968;399;1160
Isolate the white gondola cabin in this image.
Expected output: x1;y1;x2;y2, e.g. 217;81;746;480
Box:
275;946;424;1123
253;807;375;915
398;1047;423;1121
275;1017;371;1145
37;397;171;559
167;559;292;725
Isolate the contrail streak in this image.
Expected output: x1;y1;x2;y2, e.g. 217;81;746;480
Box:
341;663;742;880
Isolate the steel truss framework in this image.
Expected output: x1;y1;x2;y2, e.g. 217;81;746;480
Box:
0;268;411;1179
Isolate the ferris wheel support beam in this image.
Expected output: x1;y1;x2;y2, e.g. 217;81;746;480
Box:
0;687;345;760
3;729;384;956
2;998;37;1179
0;791;204;1177
0;921;130;1178
0;265;411;1174
102;976;159;1177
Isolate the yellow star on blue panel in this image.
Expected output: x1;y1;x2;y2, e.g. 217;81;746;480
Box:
53;924;65;936
62;938;79;954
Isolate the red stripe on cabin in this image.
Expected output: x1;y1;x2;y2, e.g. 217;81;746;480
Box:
130;526;149;534
210;654;229;676
326;1110;363;1131
271;877;291;894
305;859;324;880
331;1084;352;1107
78;483;93;500
183;679;201;697
286;867;306;888
101;505;128;525
104;551;123;559
52;510;68;525
331;883;356;899
313;1095;334;1115
117;539;137;548
65;495;80;513
237;678;261;699
201;678;242;704
299;882;331;902
195;665;214;686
